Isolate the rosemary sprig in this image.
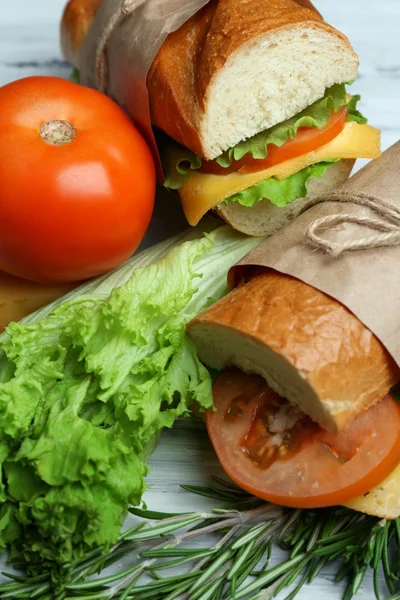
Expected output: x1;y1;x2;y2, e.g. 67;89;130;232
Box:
0;477;399;600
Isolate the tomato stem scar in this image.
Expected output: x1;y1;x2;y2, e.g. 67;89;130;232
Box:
39;120;77;146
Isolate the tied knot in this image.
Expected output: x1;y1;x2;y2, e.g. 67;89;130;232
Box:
305;191;400;257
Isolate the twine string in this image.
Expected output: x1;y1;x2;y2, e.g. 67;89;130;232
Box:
305;191;400;257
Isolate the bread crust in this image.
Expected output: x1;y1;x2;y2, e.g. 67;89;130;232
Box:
61;0;357;158
187;272;399;431
60;0;322;69
147;4;216;157
215;158;355;236
195;1;337;110
60;0;101;69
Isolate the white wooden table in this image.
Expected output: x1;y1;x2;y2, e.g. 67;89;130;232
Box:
1;1;400;598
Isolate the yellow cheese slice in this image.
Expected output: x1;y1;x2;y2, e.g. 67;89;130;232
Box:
343;463;400;519
179;122;381;226
0;271;75;332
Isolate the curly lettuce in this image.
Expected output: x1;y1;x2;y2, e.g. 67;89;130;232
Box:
0;225;260;574
224;160;337;208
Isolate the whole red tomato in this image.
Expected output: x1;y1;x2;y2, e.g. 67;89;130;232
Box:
0;76;156;283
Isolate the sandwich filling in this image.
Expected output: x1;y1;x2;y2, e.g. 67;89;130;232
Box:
207;369;400;509
161;84;381;225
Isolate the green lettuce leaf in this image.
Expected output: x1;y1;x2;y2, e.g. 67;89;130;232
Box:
159;133;202;190
215;84;349;167
347;94;368;124
70;68;80;84
162;84;366;189
224;161;337;208
0;224;260;574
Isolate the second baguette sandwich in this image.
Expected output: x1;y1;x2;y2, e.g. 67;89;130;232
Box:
187;270;400;514
187;270;399;432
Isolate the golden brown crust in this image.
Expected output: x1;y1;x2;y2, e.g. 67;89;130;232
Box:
215;158;356;237
149;0;352;155
188;271;399;431
61;0;356;158
195;0;327;108
60;0;102;68
147;3;216;157
59;0;323;67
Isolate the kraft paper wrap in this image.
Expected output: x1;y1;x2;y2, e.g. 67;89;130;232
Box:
230;142;400;367
79;0;211;176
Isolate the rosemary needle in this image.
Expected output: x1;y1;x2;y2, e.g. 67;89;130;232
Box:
0;480;399;600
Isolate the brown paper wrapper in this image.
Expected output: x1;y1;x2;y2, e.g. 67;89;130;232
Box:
230;142;400;367
80;0;211;177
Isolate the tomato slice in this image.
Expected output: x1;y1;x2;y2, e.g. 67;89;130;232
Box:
199;106;348;176
207;369;400;508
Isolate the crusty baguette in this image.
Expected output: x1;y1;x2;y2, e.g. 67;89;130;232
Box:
0;272;74;332
61;0;358;160
186;272;399;432
60;0;101;70
215;158;355;236
60;0;321;70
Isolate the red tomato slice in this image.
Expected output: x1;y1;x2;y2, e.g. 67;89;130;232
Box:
206;369;400;508
199;106;348;176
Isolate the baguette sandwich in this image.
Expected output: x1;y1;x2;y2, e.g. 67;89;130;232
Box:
186;270;400;518
61;0;381;236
